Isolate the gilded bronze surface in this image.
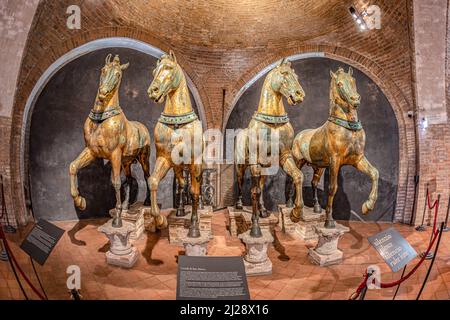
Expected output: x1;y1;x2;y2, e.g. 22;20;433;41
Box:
235;59;305;236
69;54;152;228
147;51;203;237
292;67;379;228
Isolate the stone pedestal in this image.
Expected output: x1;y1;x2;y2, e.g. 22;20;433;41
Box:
180;230;210;256
227;206;278;237
308;222;349;266
109;202;146;240
239;230;274;276
98;219;139;268
278;205;325;240
168;206;213;245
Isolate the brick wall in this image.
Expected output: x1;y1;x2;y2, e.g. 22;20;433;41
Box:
0;0;448;227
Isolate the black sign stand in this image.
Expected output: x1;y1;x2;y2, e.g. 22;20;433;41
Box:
419;194;440;260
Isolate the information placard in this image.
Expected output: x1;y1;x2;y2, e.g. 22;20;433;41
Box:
177;256;250;300
368;227;417;272
20;219;65;265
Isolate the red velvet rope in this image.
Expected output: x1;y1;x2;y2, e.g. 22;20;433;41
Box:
349;196;440;300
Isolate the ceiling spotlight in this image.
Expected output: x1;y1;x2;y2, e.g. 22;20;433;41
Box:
349;5;369;32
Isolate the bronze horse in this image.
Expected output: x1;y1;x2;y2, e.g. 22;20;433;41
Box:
235;58;305;236
147;51;203;237
292;67;379;228
69;54;153;228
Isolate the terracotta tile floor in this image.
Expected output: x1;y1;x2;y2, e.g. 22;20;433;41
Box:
0;209;449;300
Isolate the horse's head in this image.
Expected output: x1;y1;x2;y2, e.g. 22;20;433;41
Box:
269;58;305;105
97;54;129;102
330;67;361;109
148;50;182;104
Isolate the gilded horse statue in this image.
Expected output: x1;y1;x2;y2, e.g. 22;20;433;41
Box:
69;54;153;228
235;58;305;236
292;67;379;228
147;51;203;237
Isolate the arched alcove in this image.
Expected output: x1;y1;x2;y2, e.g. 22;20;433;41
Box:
225;57;399;222
25;39;205;221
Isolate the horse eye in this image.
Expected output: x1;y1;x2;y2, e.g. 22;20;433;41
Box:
338;82;343;87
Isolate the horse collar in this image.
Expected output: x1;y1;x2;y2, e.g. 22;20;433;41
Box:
89;105;122;122
253;112;289;124
328;115;362;131
158;110;198;126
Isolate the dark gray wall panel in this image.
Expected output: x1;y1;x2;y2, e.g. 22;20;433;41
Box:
226;57;399;222
29;48;199;221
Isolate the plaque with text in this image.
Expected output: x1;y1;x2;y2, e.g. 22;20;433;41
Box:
368;227;417;273
177;256;250;300
20;219;65;265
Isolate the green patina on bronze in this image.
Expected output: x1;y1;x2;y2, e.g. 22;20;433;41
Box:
89;106;122;122
253;112;290;124
328;115;362;131
158;110;198;125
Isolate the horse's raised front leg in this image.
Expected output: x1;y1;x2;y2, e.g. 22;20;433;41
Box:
148;157;171;229
110;149;123;228
188;164;203;238
69;148;95;210
325;158;340;228
281;155;304;223
312;166;325;213
235;164;246;209
354;156;379;215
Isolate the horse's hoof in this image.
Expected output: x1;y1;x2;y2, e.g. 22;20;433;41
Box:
143;199;151;207
259;208;269;218
156;215;168;230
286;199;294;208
235;200;243;210
122;202;129;211
290;207;302;223
176;207;186;217
362;201;373;215
75;196;86;210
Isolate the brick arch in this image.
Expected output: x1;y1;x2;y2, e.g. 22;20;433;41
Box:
9;29;210;225
224;45;416;223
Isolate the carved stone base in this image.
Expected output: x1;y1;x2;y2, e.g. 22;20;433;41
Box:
109;202;146;240
168;206;213;245
308;222;349;267
181;230;210;256
227;206;278;237
98;219;139;268
278;205;325;240
239;230;274;276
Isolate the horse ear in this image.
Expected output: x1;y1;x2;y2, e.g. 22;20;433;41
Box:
169;50;177;63
279;58;287;66
348;67;353;76
121;62;130;70
330;70;337;79
105;54;112;64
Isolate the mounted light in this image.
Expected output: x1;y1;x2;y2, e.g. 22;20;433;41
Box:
349;5;369;32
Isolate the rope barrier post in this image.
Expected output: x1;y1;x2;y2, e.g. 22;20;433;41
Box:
420;194;440;260
415;183;428;231
416;222;445;300
0;239;8;261
443;195;450;232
